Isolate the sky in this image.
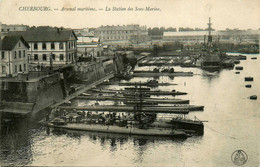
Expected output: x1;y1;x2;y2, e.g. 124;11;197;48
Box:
0;0;260;30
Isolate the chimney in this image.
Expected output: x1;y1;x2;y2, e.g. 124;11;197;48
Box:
57;28;60;35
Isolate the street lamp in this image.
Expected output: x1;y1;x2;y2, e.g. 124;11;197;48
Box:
49;52;53;74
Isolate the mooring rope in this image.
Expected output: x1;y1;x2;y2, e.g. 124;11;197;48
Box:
204;124;236;139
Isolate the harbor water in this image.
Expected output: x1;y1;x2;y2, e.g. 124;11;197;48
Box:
0;53;259;166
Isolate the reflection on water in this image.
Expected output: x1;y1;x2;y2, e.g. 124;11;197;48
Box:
0;53;259;166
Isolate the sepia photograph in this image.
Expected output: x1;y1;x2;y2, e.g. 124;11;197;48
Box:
0;0;259;166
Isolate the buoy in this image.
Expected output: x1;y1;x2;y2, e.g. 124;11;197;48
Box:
235;66;243;70
245;77;253;81
249;95;257;100
245;84;252;88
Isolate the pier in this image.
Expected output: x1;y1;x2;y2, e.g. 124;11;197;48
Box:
132;71;193;77
52;73;115;108
89;88;188;96
76;95;190;104
56;105;191;114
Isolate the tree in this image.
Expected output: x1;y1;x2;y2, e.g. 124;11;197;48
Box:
166;27;177;31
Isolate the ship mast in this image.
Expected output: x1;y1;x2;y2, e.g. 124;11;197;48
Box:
207;17;213;46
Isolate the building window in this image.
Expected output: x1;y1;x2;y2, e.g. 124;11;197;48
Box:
19;64;22;72
15;65;17;73
52;54;55;60
51;42;55;50
19;51;21;58
59;42;64;50
60;54;64;61
19;42;21;47
34;54;38;60
2;66;6;73
34;43;38;50
14;51;17;59
1;52;5;59
43;54;47;61
23;50;25;57
42;43;46;50
24;64;26;71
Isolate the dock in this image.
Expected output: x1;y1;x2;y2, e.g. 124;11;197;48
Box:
56;104;204;113
118;82;177;86
89;89;187;96
100;82;177;86
76;95;190;104
51;74;115;108
132;72;193;77
57;105;191;114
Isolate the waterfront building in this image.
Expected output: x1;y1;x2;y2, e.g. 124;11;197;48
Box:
0;35;30;77
77;37;103;57
76;30;103;57
163;31;218;44
74;28;95;37
0;22;29;39
8;29;78;66
217;29;260;44
163;30;260;44
94;24;148;43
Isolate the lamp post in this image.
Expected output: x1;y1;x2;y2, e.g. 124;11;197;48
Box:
49;52;53;74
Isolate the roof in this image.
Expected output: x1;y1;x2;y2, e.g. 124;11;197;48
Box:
0;35;30;50
76;32;94;37
8;29;78;42
77;36;99;43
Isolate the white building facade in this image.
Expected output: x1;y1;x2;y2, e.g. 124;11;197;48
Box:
8;29;78;66
94;25;148;43
0;36;30;77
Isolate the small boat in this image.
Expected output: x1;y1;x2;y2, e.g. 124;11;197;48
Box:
165;115;204;135
125;87;150;91
234;60;240;64
235;66;243;70
249;95;257;100
64;100;72;104
251;57;257;60
51;118;67;125
245;77;254;81
245;84;252;88
147;79;159;85
238;55;247;60
81;93;91;96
